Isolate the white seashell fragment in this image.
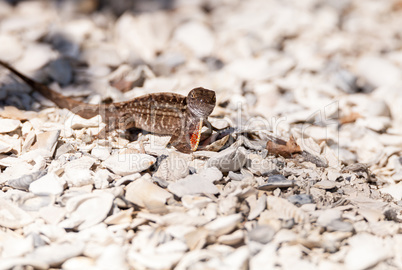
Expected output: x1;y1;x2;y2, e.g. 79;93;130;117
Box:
65;169;94;188
39;205;66;225
29;173;64;196
174;249;218;270
62;257;96;270
1;233;34;258
313;180;337;190
91;145;111;160
93;169;112;189
173;21;215;58
158;212;209;227
358;116;391;132
207;146;247;172
217;229;244;246
82;43;122;67
25;242;85;267
356;56;401;87
227;58;271;81
267;196;308;224
246;153;275;175
103;153;156;176
222;246;249;270
0;155;25;167
15;44;54;71
380;182;402;201
22;130;36;153
248;194;267;220
0;159;34;184
182;195;212;209
205;214;242;237
0;258;48;270
125;176;172;213
316;209;341;227
344;233;392;270
95;245;129;270
0;139;12;153
0;118;20;133
60;191;114;230
0;135;22;155
218;195;238;215
0;197;33;229
0;34;23;62
104;208;133;225
250;243;277;269
358;207;384;223
0;106;30;121
168;167;222;197
153;152;190;182
63;156;96;187
19;195;51;212
248;225;276;244
30;130;60;158
184;228;208;250
129;251;184;270
67;114;103;129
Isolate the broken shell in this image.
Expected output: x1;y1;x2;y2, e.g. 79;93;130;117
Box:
104;208;133;225
287;194;314;206
207;146;247;172
314;180;336;190
168;167;222;197
248;194;267;220
103;153;156;176
217;229;244;246
59;191;114;230
63;156;96;187
267;196;308;224
125;175;172;213
8;170;45;191
0;197;33;229
0;258;48;270
30;130;60;158
205;214;242;237
258;175;295;191
0;139;12;153
29;173;64;196
248;225;276;244
91;145;111;161
0;118;20;133
153;152;190;182
25;242;85;267
62;257;96;270
344;233;391;270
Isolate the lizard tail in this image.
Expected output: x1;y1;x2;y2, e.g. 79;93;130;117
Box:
0;60;100;119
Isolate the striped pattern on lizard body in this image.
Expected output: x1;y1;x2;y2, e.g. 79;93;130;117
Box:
0;60;216;153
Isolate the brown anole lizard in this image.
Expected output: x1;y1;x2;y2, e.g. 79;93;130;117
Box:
0;60;216;153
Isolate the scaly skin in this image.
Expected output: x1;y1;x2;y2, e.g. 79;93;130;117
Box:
0;60;216;153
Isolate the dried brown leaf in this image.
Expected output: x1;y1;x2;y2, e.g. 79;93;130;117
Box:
266;135;301;158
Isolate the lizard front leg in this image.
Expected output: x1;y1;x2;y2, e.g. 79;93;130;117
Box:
92;112;135;141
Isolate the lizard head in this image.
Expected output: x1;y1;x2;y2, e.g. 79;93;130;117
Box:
186;87;216;118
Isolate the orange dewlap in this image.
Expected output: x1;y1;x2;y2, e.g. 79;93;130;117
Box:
190;119;203;151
